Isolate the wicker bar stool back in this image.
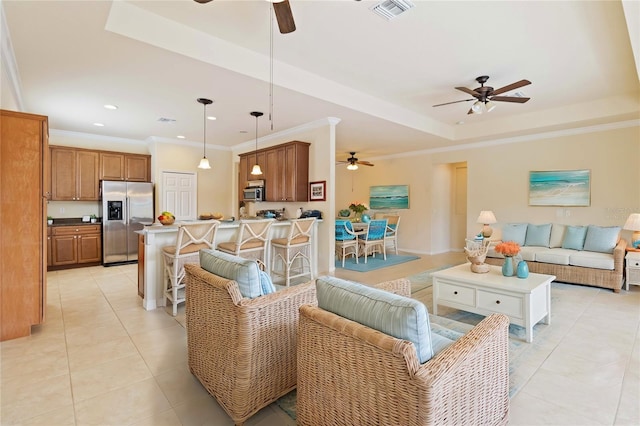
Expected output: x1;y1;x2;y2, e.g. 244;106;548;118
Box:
217;219;274;271
271;217;316;286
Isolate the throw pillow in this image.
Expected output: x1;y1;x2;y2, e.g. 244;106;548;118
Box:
549;224;566;248
525;223;552;247
561;226;588;251
316;276;434;364
199;249;264;298
259;270;276;295
502;223;528;245
583;225;621;254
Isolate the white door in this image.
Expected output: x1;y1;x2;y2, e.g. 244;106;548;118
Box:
162;171;197;220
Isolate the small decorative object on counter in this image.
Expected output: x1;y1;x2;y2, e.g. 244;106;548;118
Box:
90;214;97;223
47;216;53;225
517;260;530;278
296;207;303;218
158;211;175;225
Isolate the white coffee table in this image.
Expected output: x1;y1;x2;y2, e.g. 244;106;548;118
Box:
432;263;554;342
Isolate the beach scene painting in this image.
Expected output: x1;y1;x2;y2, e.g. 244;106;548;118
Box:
529;170;591;206
369;185;409;209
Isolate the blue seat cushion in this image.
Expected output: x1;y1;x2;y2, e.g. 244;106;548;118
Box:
316;276;434;363
199;249;265;298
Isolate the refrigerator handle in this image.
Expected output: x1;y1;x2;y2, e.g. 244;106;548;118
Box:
125;196;129;225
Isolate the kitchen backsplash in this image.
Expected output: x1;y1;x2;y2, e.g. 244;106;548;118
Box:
48;201;100;219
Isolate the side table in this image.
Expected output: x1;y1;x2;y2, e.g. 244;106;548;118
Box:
624;250;640;291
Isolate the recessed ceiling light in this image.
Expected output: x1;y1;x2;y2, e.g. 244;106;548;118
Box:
240;130;248;134
177;135;186;139
456;121;465;125
104;104;118;110
207;116;217;121
157;117;176;123
93;122;105;127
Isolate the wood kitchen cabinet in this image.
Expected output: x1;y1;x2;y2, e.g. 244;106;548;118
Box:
51;225;102;267
99;152;151;182
0;110;48;341
50;146;99;201
47;227;52;267
238;141;309;202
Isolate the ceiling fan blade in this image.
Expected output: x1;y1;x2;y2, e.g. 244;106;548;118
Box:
433;98;475;107
491;79;531;96
273;0;296;34
455;87;480;97
357;161;374;167
467;108;474;115
490;96;530;103
193;0;214;3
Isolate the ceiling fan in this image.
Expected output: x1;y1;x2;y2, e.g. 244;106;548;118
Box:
433;75;531;115
194;0;296;34
337;152;374;170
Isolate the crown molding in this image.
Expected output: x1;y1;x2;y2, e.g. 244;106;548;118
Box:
149;136;230;151
50;129;149;146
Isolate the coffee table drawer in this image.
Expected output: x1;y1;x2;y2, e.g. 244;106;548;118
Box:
438;282;475;307
477;290;523;318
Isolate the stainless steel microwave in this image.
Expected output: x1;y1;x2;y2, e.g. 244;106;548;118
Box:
243;186;264;202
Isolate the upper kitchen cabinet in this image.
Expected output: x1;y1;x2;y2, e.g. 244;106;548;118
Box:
238;141;309;202
100;152;151;182
51;146;99;201
0;109;48;341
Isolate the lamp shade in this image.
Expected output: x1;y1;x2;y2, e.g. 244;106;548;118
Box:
477;211;497;224
198;158;211;170
624;213;640;248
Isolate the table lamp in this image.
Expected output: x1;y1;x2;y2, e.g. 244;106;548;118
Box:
477;210;497;238
623;213;640;249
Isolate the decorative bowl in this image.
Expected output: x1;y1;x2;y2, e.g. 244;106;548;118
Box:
159;217;175;226
338;209;351;217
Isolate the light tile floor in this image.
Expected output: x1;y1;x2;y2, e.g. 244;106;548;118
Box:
1;252;638;425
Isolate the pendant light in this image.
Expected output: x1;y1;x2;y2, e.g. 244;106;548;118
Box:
250;111;264;175
197;97;213;169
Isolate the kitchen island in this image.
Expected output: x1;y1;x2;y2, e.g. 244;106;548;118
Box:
136;219;321;310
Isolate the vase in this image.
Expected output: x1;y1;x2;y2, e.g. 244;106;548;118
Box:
502;256;514;277
517;260;529;279
354;212;362;222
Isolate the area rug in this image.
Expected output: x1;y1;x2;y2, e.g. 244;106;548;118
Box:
335;254;419;272
407;264;457;293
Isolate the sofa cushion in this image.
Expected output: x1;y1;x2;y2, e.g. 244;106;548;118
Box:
562;226;588;250
569;250;616;270
502;223;528;245
199;249;264;299
549;224;566;248
525;223;552;247
316;276;434;363
583;225;621;254
520;246;549;262
535;248;574;265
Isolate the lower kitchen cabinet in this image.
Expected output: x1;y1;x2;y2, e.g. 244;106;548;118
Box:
51;225;102;268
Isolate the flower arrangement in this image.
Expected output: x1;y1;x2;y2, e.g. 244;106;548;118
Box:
349;201;368;214
494;241;521;257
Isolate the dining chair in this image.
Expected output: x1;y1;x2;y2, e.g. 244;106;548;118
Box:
358;219;387;263
161;220;220;316
383;215;401;255
217;218;274;272
335;219;359;267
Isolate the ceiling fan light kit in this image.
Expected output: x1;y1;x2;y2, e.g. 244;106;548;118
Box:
339;152;375;170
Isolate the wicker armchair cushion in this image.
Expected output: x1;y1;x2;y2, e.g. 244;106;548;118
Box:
199;249;273;298
316;276;439;363
583;225;621;254
562;225;588;250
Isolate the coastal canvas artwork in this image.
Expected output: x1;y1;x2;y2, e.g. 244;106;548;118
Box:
529;170;591;206
369;185;409;209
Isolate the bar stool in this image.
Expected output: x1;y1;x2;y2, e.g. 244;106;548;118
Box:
271;217;316;286
217;219;274;271
161;220;219;316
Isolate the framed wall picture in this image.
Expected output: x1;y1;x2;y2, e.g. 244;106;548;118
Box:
369;185;409;209
529;170;591;206
309;181;326;201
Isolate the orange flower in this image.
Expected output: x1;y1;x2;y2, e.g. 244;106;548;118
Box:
494;241;520;257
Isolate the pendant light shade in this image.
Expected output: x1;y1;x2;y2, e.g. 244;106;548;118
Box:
250;111;264;175
197;97;213;170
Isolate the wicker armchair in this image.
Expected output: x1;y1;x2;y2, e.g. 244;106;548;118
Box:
297;306;510;426
184;262;316;425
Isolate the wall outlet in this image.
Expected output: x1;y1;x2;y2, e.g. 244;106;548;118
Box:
59;207;65;213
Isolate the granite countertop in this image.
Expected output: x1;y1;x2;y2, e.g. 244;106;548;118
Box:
49;217;101;226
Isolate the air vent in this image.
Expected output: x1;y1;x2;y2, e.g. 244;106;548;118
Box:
371;0;415;20
157;117;176;123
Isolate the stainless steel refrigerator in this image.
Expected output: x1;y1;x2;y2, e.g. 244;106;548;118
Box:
101;181;154;265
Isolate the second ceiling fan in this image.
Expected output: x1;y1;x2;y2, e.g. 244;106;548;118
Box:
433;75;531;115
337;152;374;170
194;0;296;34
